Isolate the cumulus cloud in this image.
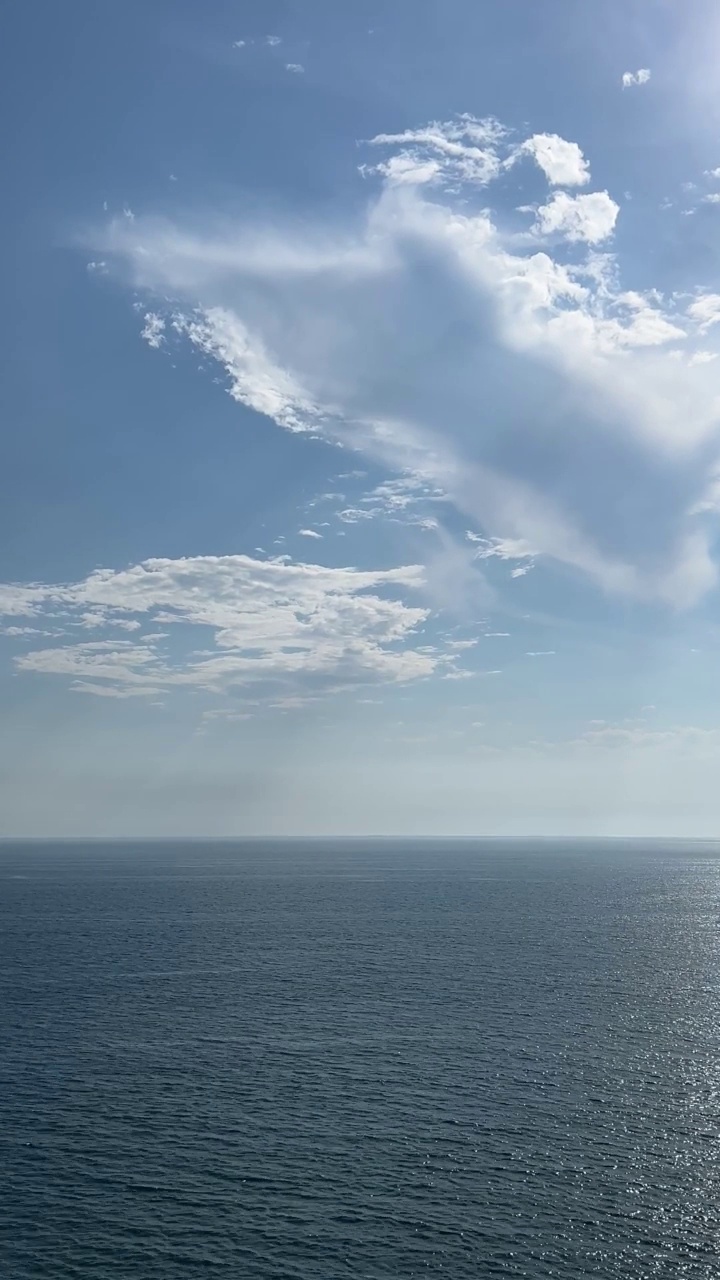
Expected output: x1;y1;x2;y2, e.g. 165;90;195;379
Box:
0;554;466;700
533;190;619;243
518;133;590;186
87;113;720;609
286;63;304;74
622;69;651;88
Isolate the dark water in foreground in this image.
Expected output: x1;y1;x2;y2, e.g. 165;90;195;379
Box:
1;840;720;1278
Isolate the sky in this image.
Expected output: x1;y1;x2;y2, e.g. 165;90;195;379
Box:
5;0;720;836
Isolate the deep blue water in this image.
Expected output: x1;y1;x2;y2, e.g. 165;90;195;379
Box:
1;840;720;1278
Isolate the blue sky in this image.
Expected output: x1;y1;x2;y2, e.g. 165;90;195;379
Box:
4;0;720;836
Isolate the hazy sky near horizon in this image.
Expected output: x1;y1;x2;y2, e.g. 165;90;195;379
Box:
4;0;720;836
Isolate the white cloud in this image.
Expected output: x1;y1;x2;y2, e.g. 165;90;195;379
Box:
470;535;538;561
366;115;508;188
141;312;165;348
533;190;619;243
687;293;720;331
266;35;281;46
173;310;325;434
286;63;304;74
89;113;720;610
298;528;322;538
200;708;254;724
518;133;590;186
571;723;718;751
0;554;464;700
233;40;246;49
622;69;651;88
0;625;50;637
607;293;685;348
469;536;537;577
337;476;445;528
702;193;720;205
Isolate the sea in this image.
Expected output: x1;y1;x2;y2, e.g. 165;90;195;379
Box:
1;839;719;1278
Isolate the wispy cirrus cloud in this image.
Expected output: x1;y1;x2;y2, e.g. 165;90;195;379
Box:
88;113;720;609
335;476;445;530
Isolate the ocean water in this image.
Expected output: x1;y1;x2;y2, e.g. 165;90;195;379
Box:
1;840;719;1278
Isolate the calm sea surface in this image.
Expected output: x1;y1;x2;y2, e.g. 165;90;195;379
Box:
1;839;719;1278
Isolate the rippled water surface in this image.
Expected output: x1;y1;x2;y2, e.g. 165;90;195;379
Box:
2;839;720;1278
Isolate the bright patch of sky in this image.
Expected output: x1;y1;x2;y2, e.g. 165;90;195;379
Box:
4;0;720;835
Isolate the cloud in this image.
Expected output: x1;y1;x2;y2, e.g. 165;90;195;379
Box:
172;310;325;434
687;293;720;331
266;35;281;46
533;191;619;243
336;476;445;529
286;63;304;74
88;113;720;610
0;625;52;637
140;312;165;348
469;535;538;579
365;115;509;188
622;69;651;88
518;133;590;186
469;535;538;561
570;723;718;752
0;553;466;700
298;528;322;538
200;708;254;725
